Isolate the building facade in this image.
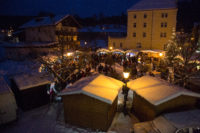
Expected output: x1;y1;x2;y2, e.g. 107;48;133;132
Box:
21;15;81;49
108;0;177;50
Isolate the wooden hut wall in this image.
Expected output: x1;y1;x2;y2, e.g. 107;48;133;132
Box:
132;92;199;121
62;94;117;131
0;92;17;124
132;93;156;121
156;95;197;115
10;79;50;110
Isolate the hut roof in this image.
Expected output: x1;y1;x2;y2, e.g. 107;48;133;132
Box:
127;76;200;106
13;73;52;90
60;74;124;104
0;77;11;93
128;0;177;11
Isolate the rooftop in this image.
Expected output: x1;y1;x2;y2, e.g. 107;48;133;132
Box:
20;15;68;29
127;76;200;106
60;74;124;104
128;0;177;11
13;73;52;90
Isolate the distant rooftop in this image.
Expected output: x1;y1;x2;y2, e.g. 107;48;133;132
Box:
20;14;81;29
128;0;177;11
20;15;68;29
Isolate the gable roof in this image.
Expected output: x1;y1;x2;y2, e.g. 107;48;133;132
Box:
127;76;200;106
59;74;124;104
20;15;81;29
0;77;11;93
128;0;177;11
13;73;52;90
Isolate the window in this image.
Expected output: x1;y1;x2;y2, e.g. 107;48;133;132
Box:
161;22;164;28
164;32;167;37
133;14;137;19
120;43;123;48
144;23;147;28
160;32;163;37
161;22;167;28
144;14;147;18
113;42;116;47
133;32;136;37
164;22;167;27
161;13;165;18
160;32;167;38
133;23;136;28
143;32;146;38
136;43;142;48
161;13;168;18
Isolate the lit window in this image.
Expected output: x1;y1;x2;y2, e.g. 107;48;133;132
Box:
144;23;147;28
144;14;147;18
133;32;136;37
133;23;136;28
73;36;77;41
143;32;146;38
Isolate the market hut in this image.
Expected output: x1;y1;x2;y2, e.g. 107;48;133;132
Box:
59;74;124;131
11;73;51;110
0;77;17;124
127;76;200;121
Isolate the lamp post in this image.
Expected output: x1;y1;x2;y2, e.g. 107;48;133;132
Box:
123;71;130;115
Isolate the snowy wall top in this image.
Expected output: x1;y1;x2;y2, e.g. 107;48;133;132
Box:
60;74;124;104
127;76;200;106
13;73;52;90
128;0;177;11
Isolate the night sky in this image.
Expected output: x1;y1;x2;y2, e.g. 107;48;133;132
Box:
0;0;139;17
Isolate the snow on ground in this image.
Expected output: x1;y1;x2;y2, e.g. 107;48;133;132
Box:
108;112;139;133
0;103;100;133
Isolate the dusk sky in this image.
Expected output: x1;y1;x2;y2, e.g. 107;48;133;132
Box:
0;0;139;17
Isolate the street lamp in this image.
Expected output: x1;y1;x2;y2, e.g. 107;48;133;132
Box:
123;72;130;80
109;46;113;50
122;71;130;115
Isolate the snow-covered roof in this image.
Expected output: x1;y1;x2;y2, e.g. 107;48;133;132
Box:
163;109;200;129
13;73;52;90
141;49;165;53
59;74;124;104
20;15;68;29
127;76;200;106
3;42;58;48
96;48;110;53
0;77;11;93
128;0;177;11
20;14;81;29
134;109;200;133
